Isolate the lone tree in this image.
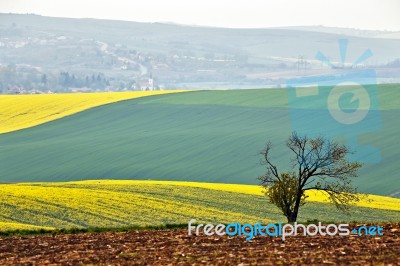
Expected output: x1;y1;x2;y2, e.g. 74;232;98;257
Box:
258;132;363;222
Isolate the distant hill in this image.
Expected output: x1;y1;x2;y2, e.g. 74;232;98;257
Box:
1;13;400;92
278;26;400;39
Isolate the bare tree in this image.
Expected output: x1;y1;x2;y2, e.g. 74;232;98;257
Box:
258;132;363;222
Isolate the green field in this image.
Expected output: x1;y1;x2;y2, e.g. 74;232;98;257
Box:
0;181;398;231
0;85;399;196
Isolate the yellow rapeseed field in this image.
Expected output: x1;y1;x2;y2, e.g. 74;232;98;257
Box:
0;90;184;134
0;180;398;232
72;180;400;211
0;181;270;230
0;221;54;231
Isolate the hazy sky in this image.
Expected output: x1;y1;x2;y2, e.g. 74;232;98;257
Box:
1;0;399;31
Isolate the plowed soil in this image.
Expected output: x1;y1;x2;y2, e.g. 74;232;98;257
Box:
0;223;398;265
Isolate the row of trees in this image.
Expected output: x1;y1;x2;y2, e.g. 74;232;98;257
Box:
59;72;110;89
0;65;112;93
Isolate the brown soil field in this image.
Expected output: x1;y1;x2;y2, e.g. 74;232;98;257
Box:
0;223;398;265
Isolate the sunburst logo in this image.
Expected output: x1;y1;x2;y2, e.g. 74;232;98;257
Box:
286;39;381;163
316;39;373;69
317;39;373;125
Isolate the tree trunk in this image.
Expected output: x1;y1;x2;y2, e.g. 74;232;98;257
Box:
287;212;298;223
287;191;303;223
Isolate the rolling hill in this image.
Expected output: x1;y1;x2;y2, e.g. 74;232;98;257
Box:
0;180;399;231
0;85;399;197
0;90;183;134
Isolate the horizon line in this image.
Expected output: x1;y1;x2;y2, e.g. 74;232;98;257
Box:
2;12;399;33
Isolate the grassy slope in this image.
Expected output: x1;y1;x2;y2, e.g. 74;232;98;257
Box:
0;90;183;134
0;180;398;231
0;85;398;196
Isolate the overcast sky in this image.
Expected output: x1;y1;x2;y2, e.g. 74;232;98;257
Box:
1;0;399;31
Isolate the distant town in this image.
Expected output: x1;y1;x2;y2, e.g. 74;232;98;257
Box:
1;14;400;94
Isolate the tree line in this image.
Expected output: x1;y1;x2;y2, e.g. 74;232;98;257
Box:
0;64;111;93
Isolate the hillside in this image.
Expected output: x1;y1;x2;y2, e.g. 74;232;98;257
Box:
0;85;398;196
0;90;183;134
0;180;399;231
2;14;399;64
1;13;400;93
